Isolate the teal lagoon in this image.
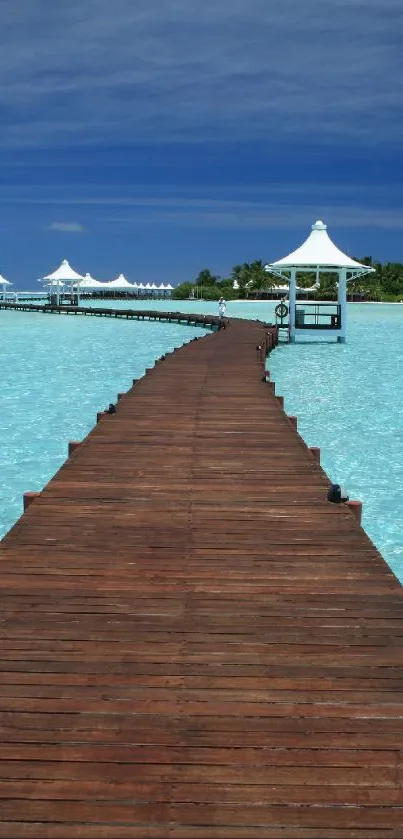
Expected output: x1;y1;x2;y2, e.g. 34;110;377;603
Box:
1;300;402;581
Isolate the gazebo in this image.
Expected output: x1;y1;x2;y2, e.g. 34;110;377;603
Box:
42;259;85;306
0;273;12;301
266;220;375;342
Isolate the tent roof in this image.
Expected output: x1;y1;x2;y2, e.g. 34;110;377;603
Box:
267;221;375;271
43;259;84;281
80;273;106;288
108;274;134;288
0;274;12;285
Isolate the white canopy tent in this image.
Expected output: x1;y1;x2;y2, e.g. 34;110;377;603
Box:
0;274;12;301
42;259;85;306
77;273;109;294
266;220;375;342
107;274;135;290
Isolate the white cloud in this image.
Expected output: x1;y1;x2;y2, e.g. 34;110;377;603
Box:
0;0;402;147
46;221;85;232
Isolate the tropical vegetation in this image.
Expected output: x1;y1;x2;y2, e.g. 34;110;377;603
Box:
172;259;403;302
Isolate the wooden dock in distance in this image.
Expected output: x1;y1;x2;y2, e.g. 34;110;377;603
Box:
0;318;403;837
0;301;221;330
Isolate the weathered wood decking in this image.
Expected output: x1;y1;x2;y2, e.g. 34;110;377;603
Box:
1;318;403;838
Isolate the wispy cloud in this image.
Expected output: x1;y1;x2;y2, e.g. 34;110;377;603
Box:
2;180;401;233
99;204;403;232
45;221;85;233
0;0;402;148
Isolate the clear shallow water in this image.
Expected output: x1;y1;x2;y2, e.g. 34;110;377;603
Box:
0;309;208;538
1;300;402;582
269;303;403;580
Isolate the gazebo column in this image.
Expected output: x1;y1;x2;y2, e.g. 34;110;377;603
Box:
288;268;297;343
337;267;347;343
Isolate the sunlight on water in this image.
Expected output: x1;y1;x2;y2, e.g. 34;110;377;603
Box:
1;300;402;582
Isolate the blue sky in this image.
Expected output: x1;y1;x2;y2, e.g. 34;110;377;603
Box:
1;0;403;288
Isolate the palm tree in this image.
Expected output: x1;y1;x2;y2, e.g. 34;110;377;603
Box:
195;269;217;286
248;260;277;295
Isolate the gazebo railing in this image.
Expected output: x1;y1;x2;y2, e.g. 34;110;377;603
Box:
295;303;341;330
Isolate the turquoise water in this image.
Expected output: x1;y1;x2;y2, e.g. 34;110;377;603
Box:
0;308;208;539
1;300;402;582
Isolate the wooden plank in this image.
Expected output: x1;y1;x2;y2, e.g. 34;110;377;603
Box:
0;317;402;836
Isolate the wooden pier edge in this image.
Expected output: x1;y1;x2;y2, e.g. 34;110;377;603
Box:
0;301;224;330
1;318;403;838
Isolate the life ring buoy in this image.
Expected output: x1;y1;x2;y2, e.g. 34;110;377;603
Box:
275;302;288;319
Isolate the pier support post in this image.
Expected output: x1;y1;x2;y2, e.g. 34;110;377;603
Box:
96;411;108;423
309;446;321;464
289;268;297;343
275;395;284;409
337;267;347;343
117;393;125;401
288;415;298;430
23;491;40;511
68;441;81;456
346;500;362;525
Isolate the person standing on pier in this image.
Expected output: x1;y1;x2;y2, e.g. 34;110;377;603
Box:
218;297;227;317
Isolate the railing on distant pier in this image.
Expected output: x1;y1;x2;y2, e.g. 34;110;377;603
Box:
0;301;224;331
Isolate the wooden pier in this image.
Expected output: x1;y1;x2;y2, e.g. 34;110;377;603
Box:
0;302;221;330
0;318;403;837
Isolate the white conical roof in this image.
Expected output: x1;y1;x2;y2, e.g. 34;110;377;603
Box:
80;273;106;288
108;274;134;288
268;221;374;271
0;274;12;285
43;259;84;281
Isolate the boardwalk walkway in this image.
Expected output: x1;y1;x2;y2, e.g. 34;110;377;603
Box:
0;302;221;330
0;318;403;838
